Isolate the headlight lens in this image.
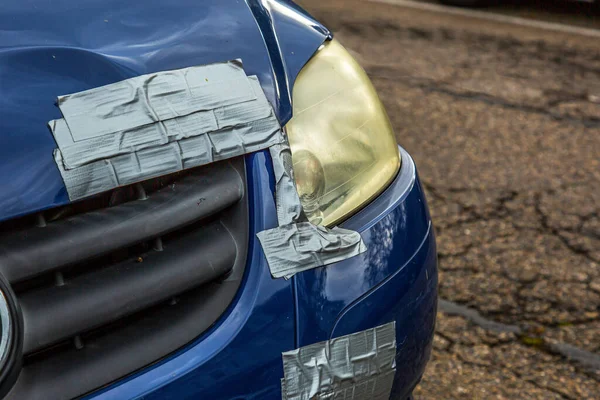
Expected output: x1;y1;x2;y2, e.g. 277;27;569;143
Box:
285;39;400;226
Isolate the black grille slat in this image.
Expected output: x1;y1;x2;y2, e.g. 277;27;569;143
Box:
20;221;236;354
9;280;240;400
0;161;243;283
1;157;249;400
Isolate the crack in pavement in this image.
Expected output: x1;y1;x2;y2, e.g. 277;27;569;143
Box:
547;342;600;374
439;299;522;334
439;298;600;380
367;65;600;128
424;181;600;265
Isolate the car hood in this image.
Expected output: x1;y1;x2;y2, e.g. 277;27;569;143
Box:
0;0;328;221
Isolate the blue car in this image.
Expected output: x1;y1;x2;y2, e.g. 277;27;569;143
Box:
0;0;437;399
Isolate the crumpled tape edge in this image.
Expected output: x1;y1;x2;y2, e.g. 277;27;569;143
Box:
269;144;304;226
257;222;366;280
258;139;367;280
280;322;397;400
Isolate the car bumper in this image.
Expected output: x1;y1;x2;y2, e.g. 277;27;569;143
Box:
88;146;437;400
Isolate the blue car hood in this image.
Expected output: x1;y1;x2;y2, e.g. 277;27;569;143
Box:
0;0;328;221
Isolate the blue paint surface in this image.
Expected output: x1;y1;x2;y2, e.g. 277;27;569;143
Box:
1;1;437;398
0;0;328;221
85;160;437;400
294;171;438;400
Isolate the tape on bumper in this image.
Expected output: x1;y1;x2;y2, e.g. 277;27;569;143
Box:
281;322;397;400
49;61;283;200
257;223;366;280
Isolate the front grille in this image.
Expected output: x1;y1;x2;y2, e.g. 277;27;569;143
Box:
0;157;249;400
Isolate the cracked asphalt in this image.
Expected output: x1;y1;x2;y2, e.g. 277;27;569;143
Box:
296;0;600;398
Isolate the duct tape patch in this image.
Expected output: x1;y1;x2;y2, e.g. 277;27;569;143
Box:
257;222;366;280
281;322;397;400
49;60;283;200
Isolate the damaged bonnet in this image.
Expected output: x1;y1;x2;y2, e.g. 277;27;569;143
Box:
48;58;366;280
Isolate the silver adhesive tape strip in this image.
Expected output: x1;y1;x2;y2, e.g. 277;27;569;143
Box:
281;322;397;400
257;222;367;280
49;62;283;200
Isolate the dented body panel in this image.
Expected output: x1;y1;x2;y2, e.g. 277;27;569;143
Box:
0;0;328;221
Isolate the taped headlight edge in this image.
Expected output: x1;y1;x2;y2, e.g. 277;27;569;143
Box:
281;322;397;400
269;144;304;226
48;58;367;281
257;141;367;280
286;39;401;227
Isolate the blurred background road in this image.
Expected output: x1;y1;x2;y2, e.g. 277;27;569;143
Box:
297;0;600;398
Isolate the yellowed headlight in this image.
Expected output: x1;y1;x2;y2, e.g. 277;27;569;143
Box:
286;39;400;227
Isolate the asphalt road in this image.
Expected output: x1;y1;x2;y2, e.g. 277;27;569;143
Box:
418;0;600;30
296;0;600;398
